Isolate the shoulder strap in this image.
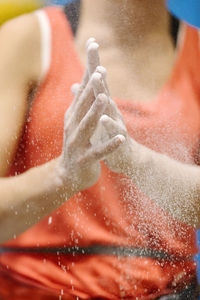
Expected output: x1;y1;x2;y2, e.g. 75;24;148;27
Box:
63;1;80;36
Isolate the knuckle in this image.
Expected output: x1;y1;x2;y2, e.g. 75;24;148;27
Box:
91;72;101;85
97;93;107;104
92;148;102;160
78;155;86;166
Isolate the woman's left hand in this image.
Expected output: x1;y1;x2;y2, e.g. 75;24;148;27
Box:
90;66;134;175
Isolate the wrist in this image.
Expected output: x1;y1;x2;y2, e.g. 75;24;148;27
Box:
119;138;141;177
52;157;80;199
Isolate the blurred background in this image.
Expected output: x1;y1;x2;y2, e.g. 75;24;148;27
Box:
0;0;78;26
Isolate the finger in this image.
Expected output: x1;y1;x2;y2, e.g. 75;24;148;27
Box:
76;69;89;97
86;134;125;163
80;36;97;91
77;93;108;141
64;40;98;137
92;72;120;120
95;66;121;120
87;42;100;77
92;71;118;119
96;66;110;97
74;72;101;122
92;70;106;98
73;38;96;99
84;38;97;84
69;70;89;113
100;114;126;138
72;38;96;103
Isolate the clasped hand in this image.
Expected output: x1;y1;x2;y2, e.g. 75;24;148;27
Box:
57;38;131;194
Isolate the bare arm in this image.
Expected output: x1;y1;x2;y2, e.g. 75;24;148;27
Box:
90;63;200;228
0;16;123;243
116;138;200;228
0;15;41;176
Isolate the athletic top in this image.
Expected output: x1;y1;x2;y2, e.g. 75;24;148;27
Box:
1;7;200;300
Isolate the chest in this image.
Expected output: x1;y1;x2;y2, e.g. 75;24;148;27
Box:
11;23;200;173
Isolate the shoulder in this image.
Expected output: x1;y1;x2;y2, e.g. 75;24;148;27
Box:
1;11;40;39
0;12;42;82
0;13;39;49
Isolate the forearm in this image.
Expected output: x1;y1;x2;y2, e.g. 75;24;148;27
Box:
0;158;74;243
91;66;200;227
124;139;200;227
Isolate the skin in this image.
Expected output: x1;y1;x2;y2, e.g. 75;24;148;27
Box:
75;0;175;101
0;0;199;243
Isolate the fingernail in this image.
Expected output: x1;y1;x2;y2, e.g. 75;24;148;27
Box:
87;42;99;53
100;114;109;122
86;37;96;48
96;66;107;76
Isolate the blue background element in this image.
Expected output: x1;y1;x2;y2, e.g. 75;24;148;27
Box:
167;1;200;296
167;0;200;29
195;232;200;299
195;231;200;284
48;0;77;5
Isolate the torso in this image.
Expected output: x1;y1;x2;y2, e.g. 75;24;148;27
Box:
31;6;177;104
1;7;200;300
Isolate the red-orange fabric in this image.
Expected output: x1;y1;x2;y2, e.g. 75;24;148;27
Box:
1;7;200;299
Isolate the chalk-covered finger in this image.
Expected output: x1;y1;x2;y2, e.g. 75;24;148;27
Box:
74;72;102;122
77;69;89;96
77;93;108;141
92;72;118;119
96;66;110;96
72;39;98;109
87;42;100;76
71;83;81;95
69;70;89;112
100;114;126;137
86;134;125;163
92;71;107;98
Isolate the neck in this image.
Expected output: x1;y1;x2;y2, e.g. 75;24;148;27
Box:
75;0;175;102
76;0;170;48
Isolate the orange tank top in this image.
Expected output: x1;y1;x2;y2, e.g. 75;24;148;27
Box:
1;7;200;300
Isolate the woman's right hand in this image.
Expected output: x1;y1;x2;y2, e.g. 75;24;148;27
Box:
56;40;125;194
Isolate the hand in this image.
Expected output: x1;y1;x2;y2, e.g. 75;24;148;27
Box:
86;48;133;174
91;70;132;174
57;39;125;193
